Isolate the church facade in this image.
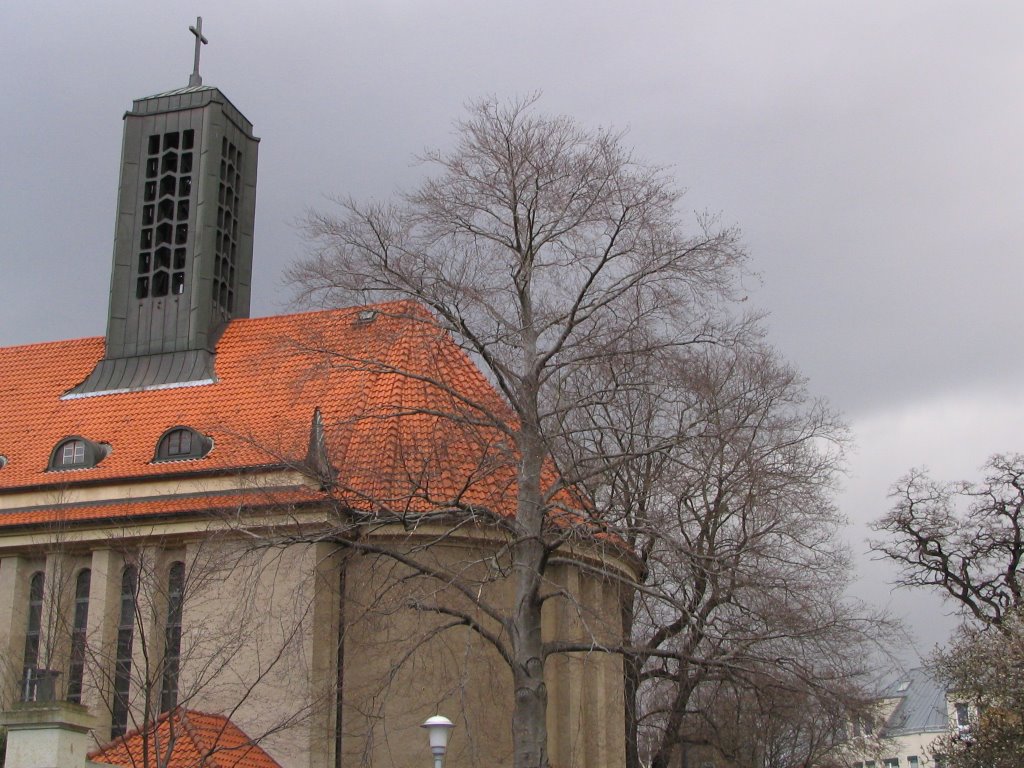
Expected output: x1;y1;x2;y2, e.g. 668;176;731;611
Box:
0;49;631;768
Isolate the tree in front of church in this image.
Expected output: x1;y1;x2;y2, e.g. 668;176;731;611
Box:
571;338;886;768
873;454;1024;767
291;95;749;768
663;664;890;768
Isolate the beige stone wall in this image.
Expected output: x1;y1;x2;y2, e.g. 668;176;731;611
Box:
173;538;329;768
337;533;631;768
0;555;42;705
339;540;516;768
0;499;635;768
543;562;627;768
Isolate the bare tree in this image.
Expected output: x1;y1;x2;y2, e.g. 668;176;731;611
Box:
872;453;1024;627
573;341;882;768
874;455;1024;767
290;95;748;768
83;537;313;768
11;522;315;768
673;667;886;768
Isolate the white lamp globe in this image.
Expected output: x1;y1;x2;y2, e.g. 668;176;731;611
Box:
421;715;455;757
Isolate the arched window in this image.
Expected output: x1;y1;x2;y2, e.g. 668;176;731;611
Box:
111;565;137;737
160;561;185;712
153;427;212;462
21;571;44;700
67;569;91;703
49;436;109;471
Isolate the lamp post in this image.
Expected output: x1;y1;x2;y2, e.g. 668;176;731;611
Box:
420;715;455;768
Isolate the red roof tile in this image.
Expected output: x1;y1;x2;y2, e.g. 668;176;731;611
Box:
0;301;541;527
88;709;282;768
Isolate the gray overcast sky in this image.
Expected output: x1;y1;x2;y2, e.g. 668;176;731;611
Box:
3;1;1022;661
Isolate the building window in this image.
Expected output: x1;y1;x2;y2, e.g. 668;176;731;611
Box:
165;428;191;456
160;561;185;712
154;427;211;462
62;440;85;466
49;437;108;471
884;759;899;768
67;569;91;703
907;757;919;768
21;571;45;700
111;565;137;738
853;714;874;737
954;702;970;727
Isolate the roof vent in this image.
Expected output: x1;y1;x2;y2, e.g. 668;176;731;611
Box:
0;455;7;469
355;309;378;325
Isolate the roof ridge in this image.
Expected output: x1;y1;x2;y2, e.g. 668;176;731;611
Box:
182;710;280;768
224;298;429;330
0;299;426;353
176;709;218;767
0;335;105;354
87;709;175;759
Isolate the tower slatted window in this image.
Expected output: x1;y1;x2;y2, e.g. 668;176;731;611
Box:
21;571;45;700
137;130;194;300
111;565;138;737
67;569;91;703
160;561;185;712
213;137;242;316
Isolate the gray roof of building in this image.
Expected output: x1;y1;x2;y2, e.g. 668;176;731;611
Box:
140;84;217;99
881;667;949;736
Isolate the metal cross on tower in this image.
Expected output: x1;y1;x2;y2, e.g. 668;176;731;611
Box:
188;17;208;87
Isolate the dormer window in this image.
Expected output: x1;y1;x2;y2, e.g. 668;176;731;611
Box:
49;437;109;471
154;427;212;462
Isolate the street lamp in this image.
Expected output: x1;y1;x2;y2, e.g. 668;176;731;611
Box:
420;715;455;768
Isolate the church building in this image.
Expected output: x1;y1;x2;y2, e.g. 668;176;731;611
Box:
0;21;631;768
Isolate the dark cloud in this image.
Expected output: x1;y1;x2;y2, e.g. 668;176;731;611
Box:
3;0;1021;653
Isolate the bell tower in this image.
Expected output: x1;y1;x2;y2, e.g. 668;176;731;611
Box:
72;18;259;395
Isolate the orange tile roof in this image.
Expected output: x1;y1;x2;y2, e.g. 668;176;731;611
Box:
0;301;538;527
89;709;282;768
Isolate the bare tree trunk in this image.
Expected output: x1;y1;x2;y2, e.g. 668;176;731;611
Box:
649;673;695;768
622;596;642;768
511;413;550;768
510;537;547;768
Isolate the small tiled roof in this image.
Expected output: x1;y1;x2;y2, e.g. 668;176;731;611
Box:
88;709;281;768
0;301;533;527
0;487;322;528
